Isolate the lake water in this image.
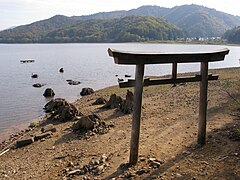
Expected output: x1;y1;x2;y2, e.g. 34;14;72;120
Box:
0;43;239;141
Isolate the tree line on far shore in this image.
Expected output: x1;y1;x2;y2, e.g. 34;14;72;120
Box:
223;26;240;44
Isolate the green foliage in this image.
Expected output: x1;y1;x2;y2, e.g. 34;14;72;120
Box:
0;16;186;43
223;26;240;43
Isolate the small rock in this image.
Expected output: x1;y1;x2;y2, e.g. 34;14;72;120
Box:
148;158;164;168
136;169;149;175
201;161;209;165
90;159;100;165
176;173;182;177
149;161;161;168
47;146;55;150
97;164;105;173
182;150;191;155
139;157;146;162
67;161;74;167
149;157;157;162
100;154;108;163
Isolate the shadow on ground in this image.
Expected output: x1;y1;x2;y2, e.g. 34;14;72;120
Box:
105;112;240;179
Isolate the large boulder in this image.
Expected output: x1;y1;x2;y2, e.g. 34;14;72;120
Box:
80;88;94;96
43;88;55;97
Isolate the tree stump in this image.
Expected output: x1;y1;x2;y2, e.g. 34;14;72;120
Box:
121;90;134;114
101;94;123;109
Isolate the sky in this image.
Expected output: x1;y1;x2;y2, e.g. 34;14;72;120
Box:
1;0;240;30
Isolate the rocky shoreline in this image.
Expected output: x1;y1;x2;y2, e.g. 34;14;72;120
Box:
0;67;239;179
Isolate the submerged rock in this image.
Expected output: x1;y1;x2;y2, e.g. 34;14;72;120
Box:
59;68;64;73
33;83;45;88
43;88;55;97
68;80;81;85
31;73;38;78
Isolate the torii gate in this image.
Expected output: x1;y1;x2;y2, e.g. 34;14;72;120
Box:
108;48;229;165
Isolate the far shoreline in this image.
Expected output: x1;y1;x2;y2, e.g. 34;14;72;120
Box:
0;41;240;47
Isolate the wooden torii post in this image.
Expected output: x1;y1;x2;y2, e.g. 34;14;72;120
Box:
108;48;229;165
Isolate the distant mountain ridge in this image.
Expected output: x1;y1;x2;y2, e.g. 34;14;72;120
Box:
0;4;240;43
76;4;240;37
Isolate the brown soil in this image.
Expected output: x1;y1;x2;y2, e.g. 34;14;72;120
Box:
0;67;239;180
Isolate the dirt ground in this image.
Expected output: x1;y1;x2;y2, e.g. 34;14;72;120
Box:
0;67;239;180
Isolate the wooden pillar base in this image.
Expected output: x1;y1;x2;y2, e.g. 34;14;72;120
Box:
198;62;208;145
129;64;145;165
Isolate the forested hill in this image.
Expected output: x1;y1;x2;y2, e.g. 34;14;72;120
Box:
223;26;240;43
0;16;186;43
76;4;240;37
